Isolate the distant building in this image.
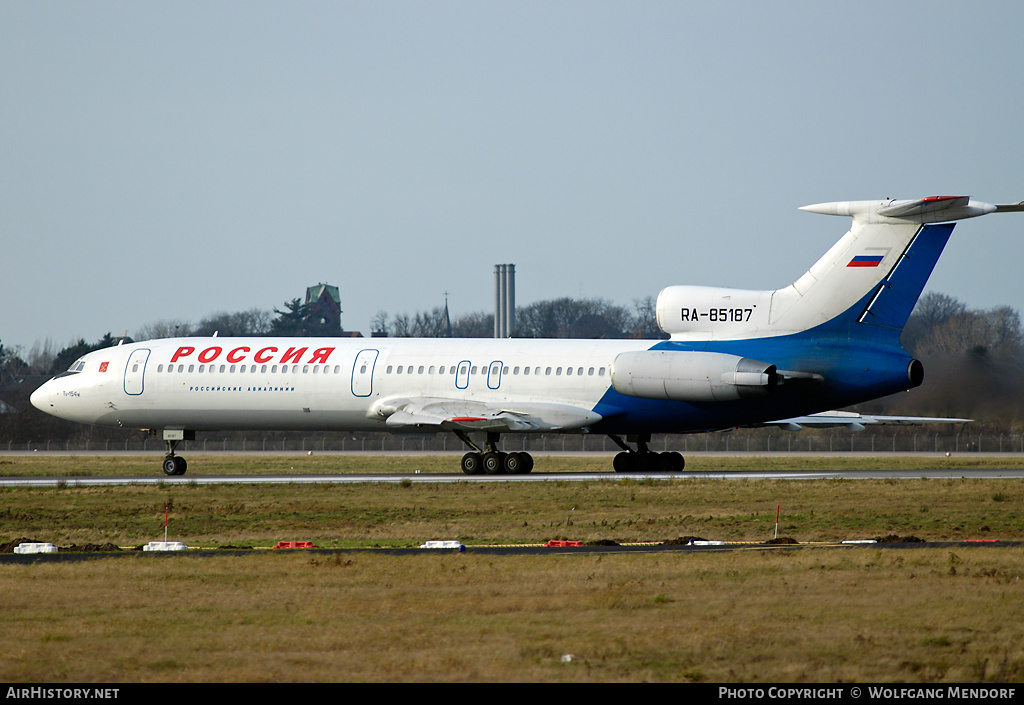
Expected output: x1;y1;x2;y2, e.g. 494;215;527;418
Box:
306;284;342;333
304;283;362;337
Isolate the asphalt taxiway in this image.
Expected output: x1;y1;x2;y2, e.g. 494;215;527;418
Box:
3;466;1024;487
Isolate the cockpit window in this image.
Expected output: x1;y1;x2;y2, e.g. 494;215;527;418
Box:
53;358;87;379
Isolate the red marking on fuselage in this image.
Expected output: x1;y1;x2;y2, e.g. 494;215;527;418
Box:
169;345;336;365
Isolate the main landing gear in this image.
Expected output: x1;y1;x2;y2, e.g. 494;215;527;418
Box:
609;434;685;473
456;431;535;475
452;432;685;475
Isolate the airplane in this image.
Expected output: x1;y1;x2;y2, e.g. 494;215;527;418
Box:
31;195;1022;476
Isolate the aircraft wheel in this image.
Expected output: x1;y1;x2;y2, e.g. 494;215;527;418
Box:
658;451;684;473
162;456;187;476
613;452;634;473
482;452;506;474
461;452;483;475
631;452;650;473
520;452;534;474
504;452;522;474
505;451;533;474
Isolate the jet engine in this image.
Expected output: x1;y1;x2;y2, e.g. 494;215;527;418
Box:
611;350;778;402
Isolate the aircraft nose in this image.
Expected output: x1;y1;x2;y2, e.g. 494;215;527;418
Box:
30;381;53;412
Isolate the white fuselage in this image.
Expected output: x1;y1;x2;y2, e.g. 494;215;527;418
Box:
31;336;653;434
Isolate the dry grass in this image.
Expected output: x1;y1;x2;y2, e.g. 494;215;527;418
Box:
1;474;1023;548
1;549;1022;682
2;454;1024;682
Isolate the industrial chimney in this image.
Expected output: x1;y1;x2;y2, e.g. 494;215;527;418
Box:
493;264;515;337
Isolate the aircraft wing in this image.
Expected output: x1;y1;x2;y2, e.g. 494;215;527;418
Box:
374;397;603;433
764;410;972;432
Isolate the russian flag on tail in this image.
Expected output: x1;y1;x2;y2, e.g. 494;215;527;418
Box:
847;254;885;267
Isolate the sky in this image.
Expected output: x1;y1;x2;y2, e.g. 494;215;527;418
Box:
3;1;1023;355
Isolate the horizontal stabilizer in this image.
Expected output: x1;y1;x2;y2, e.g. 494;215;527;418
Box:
799;196;1006;223
876;196;970;218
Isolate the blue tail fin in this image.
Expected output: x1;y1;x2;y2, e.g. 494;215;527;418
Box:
851;223;954;331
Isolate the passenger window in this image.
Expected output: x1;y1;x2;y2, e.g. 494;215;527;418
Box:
588;367;594;375
230;365;236;373
188;365;194;373
158;365;164;372
261;365;267;373
556;367;562;375
566;367;572;376
513;367;520;375
418;366;424;374
577;367;583;376
599;367;606;376
471;366;478;374
178;365;184;373
272;365;278;373
545;367;552;375
429;366;435;374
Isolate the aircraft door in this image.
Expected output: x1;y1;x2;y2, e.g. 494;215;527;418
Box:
124;349;151;396
487;360;503;389
455;360;471;390
350;350;379;397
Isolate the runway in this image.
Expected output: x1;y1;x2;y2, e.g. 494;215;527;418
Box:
4;466;1024;487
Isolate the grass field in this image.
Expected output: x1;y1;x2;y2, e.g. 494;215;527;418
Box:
1;453;1023;682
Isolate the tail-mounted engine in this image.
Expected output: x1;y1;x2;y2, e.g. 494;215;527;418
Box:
611;350;778;402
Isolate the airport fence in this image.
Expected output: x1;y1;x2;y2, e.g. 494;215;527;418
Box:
8;431;1024;454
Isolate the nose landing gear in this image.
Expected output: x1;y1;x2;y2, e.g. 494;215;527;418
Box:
158;430;193;476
